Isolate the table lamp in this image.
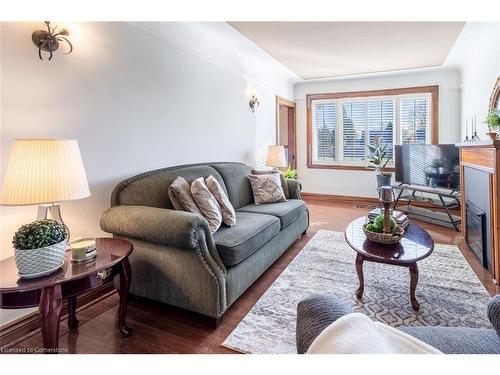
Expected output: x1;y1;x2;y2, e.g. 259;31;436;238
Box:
265;145;287;170
0;139;90;238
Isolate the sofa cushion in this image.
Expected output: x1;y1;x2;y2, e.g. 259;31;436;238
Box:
213;212;280;266
168;176;204;215
206;175;236;227
248;173;287;204
237;199;307;229
210;163;254;209
191;177;222;234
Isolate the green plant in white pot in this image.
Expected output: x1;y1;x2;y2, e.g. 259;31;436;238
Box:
484;110;500;140
367;136;392;188
13;219;68;278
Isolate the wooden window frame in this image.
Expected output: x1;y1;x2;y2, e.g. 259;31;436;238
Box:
306;85;439;171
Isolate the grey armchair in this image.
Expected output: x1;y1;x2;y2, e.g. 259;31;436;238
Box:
296;294;500;354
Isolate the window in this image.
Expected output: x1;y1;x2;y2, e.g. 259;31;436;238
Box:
307;86;438;170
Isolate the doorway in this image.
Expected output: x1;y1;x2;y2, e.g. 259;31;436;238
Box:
276;96;296;169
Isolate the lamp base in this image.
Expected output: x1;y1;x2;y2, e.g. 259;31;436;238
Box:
37;204;70;240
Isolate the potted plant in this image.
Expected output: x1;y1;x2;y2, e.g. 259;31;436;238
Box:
283;166;297;179
367;136;392;188
484;109;500;140
13;219;68;278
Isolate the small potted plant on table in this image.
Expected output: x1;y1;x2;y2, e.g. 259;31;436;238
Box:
367;136;392;188
485;110;500;140
13;219;68;278
283;166;297;179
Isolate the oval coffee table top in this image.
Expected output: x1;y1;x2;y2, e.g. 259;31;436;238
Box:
345;217;434;264
0;238;133;293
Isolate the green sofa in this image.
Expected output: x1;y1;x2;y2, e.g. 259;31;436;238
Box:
100;162;309;323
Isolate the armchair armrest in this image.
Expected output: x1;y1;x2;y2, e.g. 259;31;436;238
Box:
287;179;303;200
296;295;353;354
100;205;210;250
487;294;500;336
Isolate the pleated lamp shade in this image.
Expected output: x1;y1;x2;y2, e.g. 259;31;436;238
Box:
0;139;90;206
265;145;287;168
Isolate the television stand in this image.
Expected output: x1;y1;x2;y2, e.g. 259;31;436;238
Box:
392;183;461;231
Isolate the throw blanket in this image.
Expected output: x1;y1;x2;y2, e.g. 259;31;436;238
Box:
307;313;442;354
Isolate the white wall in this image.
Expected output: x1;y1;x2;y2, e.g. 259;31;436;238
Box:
444;22;500;139
0;22;298;264
294;68;461;197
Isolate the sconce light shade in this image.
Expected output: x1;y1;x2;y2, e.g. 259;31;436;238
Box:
266;145;287;169
0;139;90;206
249;95;260;113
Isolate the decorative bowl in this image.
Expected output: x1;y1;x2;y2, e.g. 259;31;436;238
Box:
363;224;405;245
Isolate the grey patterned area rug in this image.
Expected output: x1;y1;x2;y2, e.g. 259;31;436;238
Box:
222;230;492;354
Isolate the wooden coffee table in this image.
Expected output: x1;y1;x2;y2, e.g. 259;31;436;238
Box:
0;238;133;353
345;217;434;311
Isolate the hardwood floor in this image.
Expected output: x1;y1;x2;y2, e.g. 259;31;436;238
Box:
9;198;500;354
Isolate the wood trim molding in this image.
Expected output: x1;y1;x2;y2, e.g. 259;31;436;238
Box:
276;95;297;169
306;85;440;170
302;192;379;205
0;282;115;348
302;192;460;212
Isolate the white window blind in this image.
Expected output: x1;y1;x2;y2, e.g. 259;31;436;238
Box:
341;101;366;161
313;102;336;162
310;92;431;167
400;96;431;144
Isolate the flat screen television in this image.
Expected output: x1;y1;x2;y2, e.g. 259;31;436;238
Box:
395;144;460;191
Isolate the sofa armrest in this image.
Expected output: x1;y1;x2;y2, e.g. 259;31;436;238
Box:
296;295;353;354
100;205;210;250
487;294;500;336
287;179;303;200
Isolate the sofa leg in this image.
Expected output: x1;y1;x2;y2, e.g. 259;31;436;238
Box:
302;229;307;236
207;316;222;329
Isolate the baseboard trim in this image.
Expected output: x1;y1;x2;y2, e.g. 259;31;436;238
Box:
302;192;460;212
0;282;115;348
302;192;379;205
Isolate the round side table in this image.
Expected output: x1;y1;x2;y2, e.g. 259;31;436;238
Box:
0;238;133;353
345;217;434;311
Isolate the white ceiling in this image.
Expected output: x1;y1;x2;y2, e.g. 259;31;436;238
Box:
229;22;465;80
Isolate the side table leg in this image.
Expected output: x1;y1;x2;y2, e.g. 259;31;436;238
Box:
39;285;63;353
118;257;132;337
67;295;79;330
409;263;420;311
355;254;365;299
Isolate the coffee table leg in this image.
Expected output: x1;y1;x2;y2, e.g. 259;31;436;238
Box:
118;257;132;337
39;285;63;353
409;263;420;311
67;296;79;330
355;254;364;299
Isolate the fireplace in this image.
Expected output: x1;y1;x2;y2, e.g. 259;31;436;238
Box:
465;200;487;268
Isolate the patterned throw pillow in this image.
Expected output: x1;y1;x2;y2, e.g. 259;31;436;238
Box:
191;177;223;234
248;173;287;204
205;175;236;227
168;176;203;216
251;169;289;198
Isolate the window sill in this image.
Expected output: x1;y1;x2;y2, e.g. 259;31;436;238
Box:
306;163;396;172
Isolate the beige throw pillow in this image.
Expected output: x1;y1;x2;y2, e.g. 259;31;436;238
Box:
191;177;222;234
251;169;289;198
248;173;287;204
168;176;203;216
205;175;236;227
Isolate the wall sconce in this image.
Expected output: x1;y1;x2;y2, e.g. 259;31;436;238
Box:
249;95;260;113
32;21;73;61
